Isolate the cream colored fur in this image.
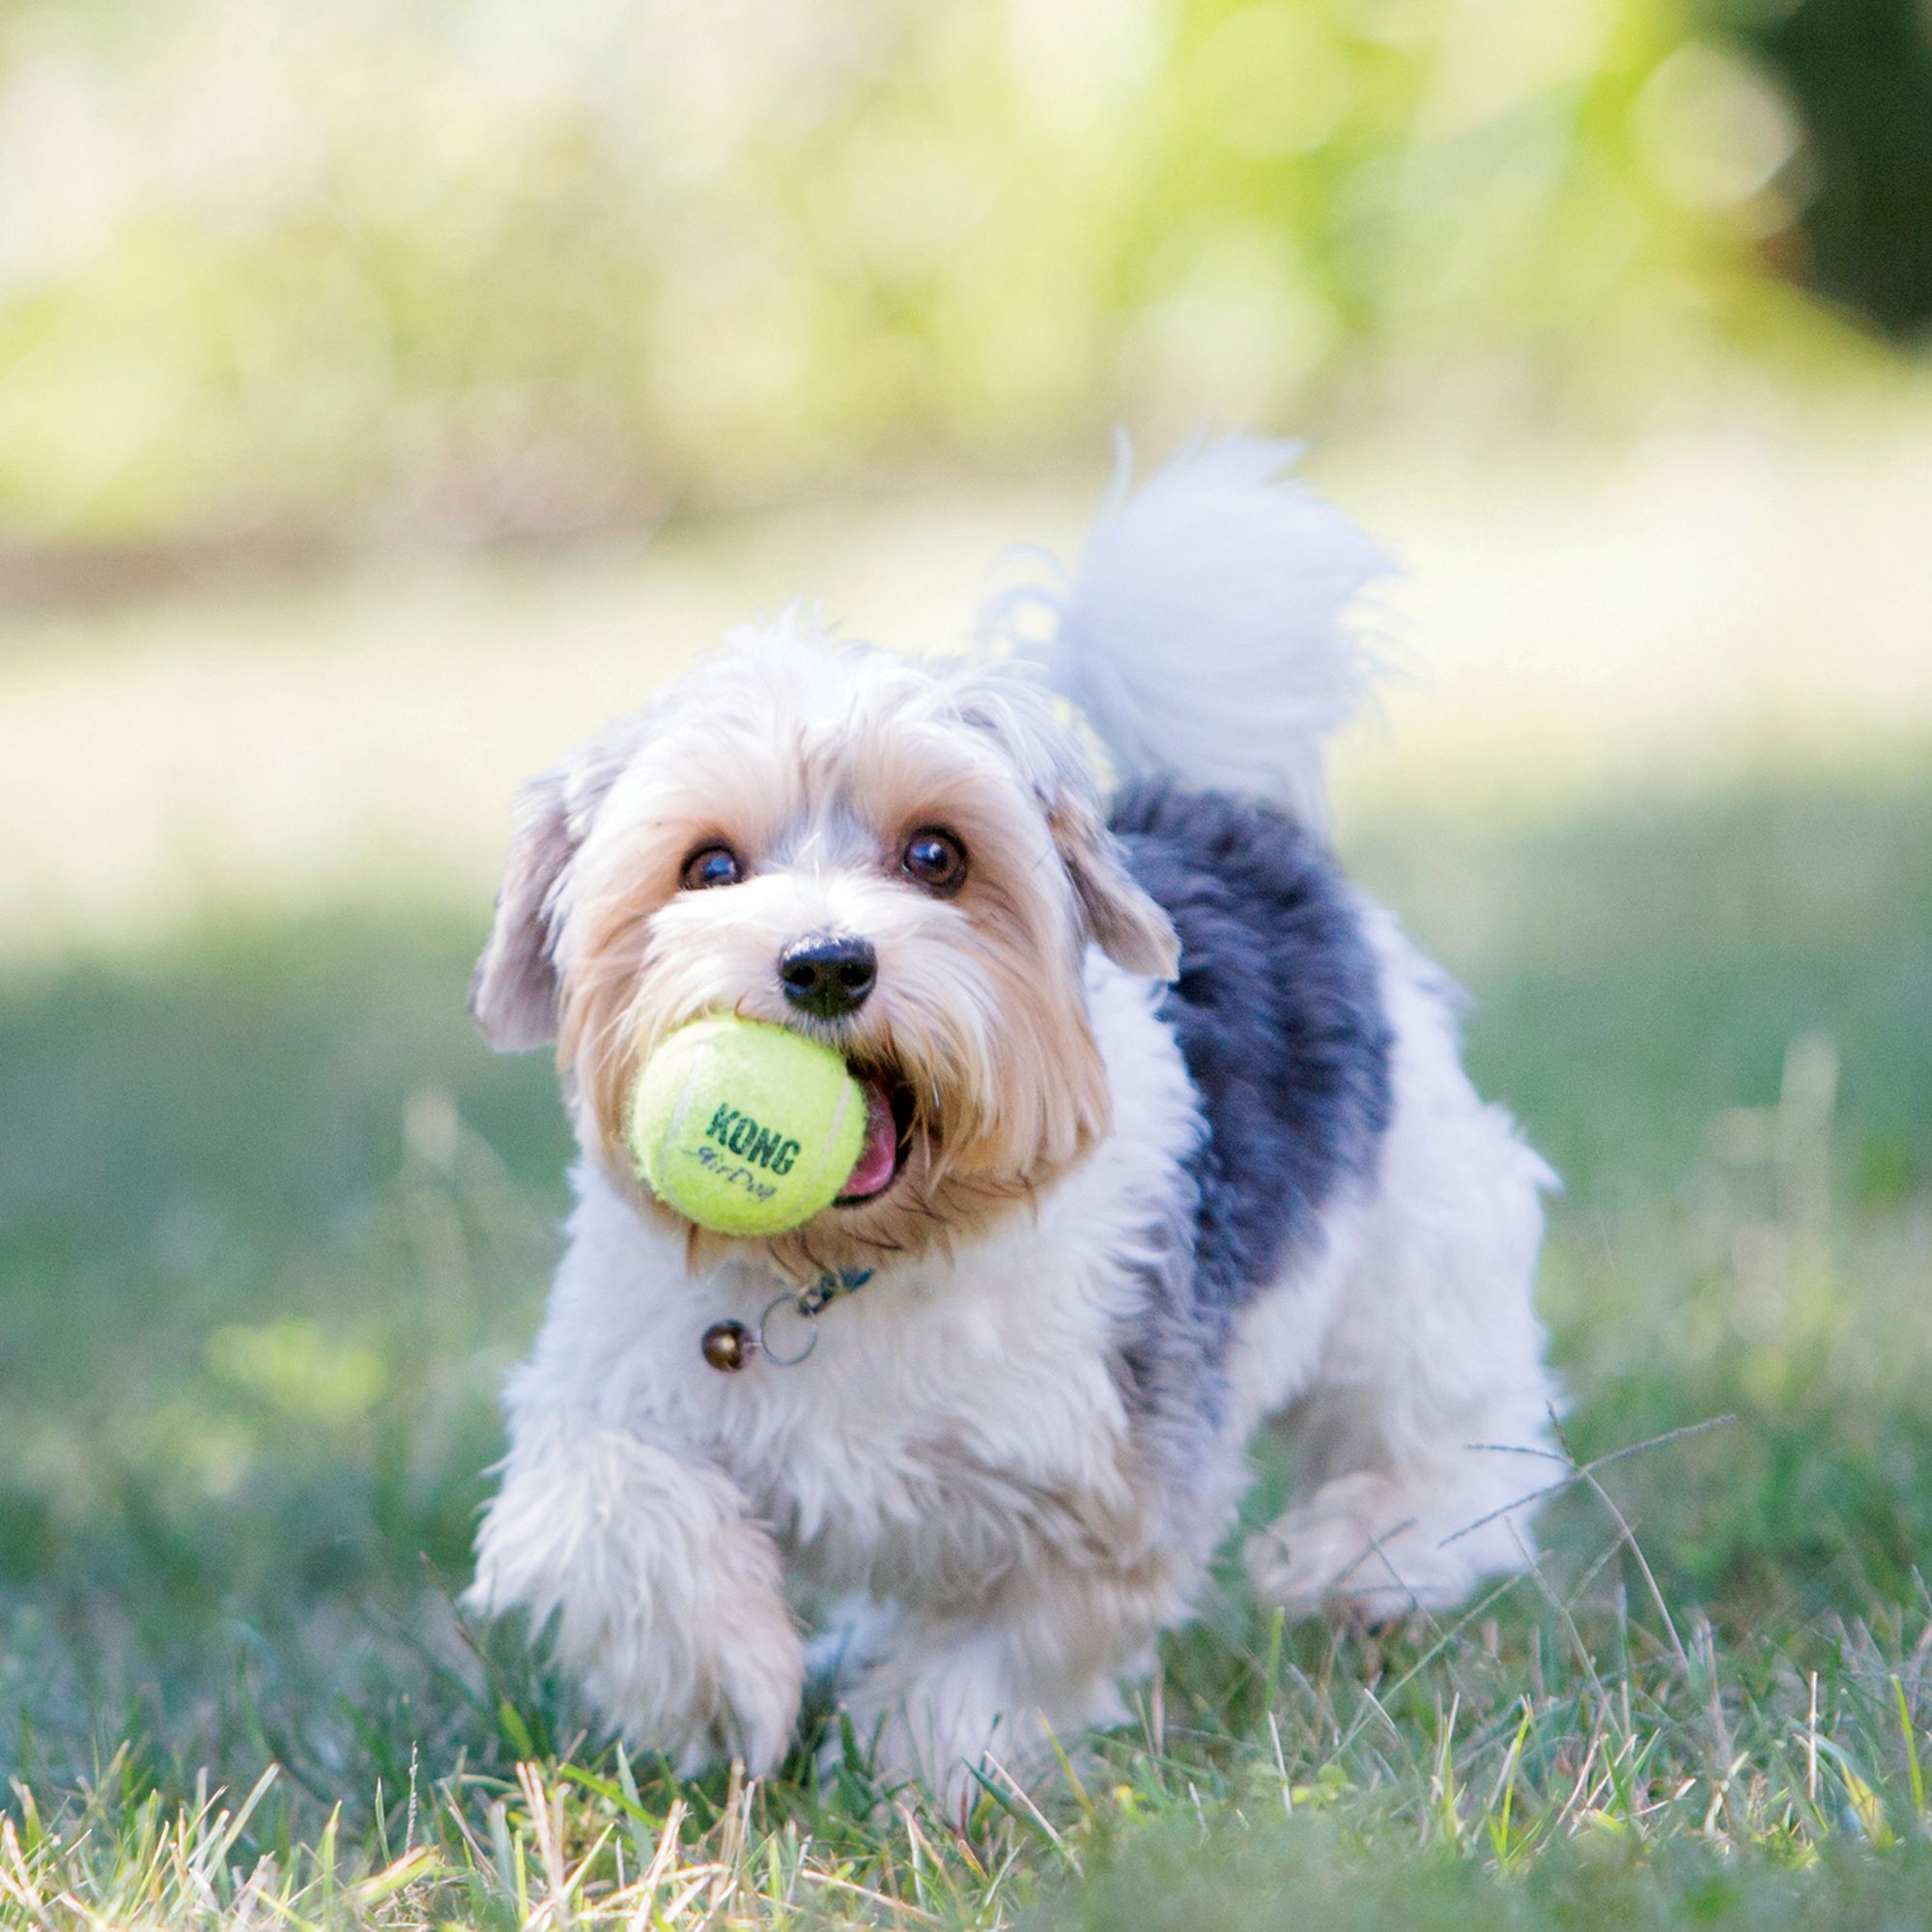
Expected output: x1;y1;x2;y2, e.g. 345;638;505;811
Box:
466;441;1556;1801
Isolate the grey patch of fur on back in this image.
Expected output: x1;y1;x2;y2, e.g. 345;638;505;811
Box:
1103;782;1395;1515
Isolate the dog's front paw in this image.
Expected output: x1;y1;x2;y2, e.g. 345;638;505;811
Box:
469;1422;805;1775
826;1616;1129;1815
822;1622;1008;1804
578;1585;806;1776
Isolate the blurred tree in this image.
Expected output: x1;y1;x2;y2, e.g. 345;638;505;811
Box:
0;0;1904;553
1715;0;1932;338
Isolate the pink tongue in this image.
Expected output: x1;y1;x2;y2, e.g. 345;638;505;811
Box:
840;1077;899;1200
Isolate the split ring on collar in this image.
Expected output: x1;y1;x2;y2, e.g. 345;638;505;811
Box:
698;1267;874;1374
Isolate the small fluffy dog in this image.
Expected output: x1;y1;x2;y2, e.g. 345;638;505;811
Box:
465;439;1555;1797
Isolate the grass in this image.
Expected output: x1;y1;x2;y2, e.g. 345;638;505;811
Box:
2;756;1931;1927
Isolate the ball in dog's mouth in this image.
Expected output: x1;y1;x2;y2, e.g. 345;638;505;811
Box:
836;1066;915;1205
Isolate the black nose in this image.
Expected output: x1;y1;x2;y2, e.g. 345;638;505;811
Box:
779;936;877;1018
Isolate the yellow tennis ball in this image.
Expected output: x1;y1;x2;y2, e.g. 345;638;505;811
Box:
628;1015;867;1236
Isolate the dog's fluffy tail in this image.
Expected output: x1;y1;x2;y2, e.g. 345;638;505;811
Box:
989;434;1393;832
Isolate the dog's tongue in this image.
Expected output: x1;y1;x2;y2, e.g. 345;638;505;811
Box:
840;1075;899;1201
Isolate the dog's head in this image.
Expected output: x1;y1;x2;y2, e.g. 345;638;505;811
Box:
471;611;1179;1271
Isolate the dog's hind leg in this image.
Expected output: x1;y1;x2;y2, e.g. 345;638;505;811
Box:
1245;919;1559;1623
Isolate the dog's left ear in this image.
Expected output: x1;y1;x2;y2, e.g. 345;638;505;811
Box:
1047;785;1181;981
470;724;638;1051
952;669;1179;981
470;766;577;1052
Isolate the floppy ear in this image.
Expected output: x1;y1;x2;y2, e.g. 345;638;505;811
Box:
950;668;1180;981
470;718;643;1050
1048;786;1181;981
469;768;577;1052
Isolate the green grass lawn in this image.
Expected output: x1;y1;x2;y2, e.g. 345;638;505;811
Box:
3;766;1930;1927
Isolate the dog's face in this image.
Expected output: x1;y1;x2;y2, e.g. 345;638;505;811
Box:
470;614;1179;1272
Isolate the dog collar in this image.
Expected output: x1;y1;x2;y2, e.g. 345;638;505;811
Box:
700;1267;874;1373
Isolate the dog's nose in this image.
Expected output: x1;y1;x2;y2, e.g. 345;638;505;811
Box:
779;936;877;1018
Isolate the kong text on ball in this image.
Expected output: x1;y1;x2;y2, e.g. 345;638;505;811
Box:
627;1014;892;1236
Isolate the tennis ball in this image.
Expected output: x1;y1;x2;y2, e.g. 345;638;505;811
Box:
628;1015;867;1236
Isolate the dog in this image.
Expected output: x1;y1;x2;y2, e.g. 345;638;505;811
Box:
463;437;1556;1799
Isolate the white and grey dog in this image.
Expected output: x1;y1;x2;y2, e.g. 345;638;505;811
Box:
464;438;1556;1798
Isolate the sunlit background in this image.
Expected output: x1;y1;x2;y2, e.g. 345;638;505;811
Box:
4;0;1932;953
2;0;1931;1885
0;0;1911;544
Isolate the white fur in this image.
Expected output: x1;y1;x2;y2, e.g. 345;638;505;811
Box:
470;925;1554;1790
473;961;1210;1790
988;434;1393;835
1240;908;1557;1621
467;440;1555;1800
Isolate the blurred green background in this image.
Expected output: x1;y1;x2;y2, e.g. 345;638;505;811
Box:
0;0;1922;554
1;0;1930;1917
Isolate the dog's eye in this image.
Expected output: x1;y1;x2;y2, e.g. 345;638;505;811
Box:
900;829;966;894
681;844;742;891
